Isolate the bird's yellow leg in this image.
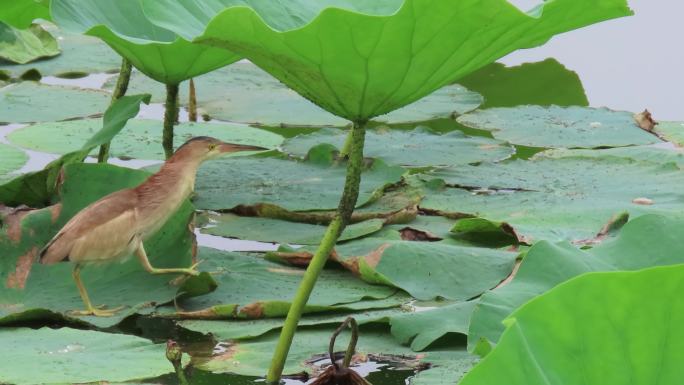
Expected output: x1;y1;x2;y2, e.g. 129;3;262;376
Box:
135;244;200;276
69;264;123;317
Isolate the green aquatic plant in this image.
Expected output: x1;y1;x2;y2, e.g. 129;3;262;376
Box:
51;0;240;158
141;0;632;380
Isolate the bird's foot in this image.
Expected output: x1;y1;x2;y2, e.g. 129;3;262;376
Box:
181;260;203;276
69;305;125;317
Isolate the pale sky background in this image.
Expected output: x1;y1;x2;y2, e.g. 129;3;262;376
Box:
501;0;684;120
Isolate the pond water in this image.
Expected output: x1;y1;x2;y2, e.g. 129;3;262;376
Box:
1;2;679;385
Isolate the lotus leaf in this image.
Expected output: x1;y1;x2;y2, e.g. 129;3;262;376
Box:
0;22;59;64
51;0;240;85
391;301;476;351
0;0;50;29
468;214;684;350
0;82;110;123
461;264;684;385
8;119;283;160
282;127;513;167
179;307;407;341
0;93;150;207
198;323;474;378
421;154;684;242
145;0;631;121
194;146;405;212
0;25;120;78
0;327;171;385
0;163;214;328
107;63;483;126
201;214;384;245
457;58;589;108
172;247;397;319
0;144;27;183
281;239;515;301
653;121;684;146
457;106;659;149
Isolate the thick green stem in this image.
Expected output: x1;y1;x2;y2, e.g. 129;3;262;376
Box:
97;58;132;162
163;83;180;159
188;78;198;122
266;121;367;383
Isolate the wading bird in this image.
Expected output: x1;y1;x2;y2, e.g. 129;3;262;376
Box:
40;137;265;317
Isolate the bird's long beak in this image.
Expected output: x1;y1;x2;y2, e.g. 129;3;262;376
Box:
218;142;268;153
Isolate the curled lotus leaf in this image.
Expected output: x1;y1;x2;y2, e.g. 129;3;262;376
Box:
51;0;240;84
144;0;632;120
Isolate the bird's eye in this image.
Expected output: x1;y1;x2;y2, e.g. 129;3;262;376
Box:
208;143;217;151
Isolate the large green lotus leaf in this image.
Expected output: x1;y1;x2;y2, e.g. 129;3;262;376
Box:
456;106;659;149
197;323;475;378
457;58;589;109
0;93;150;207
107;62;482;126
467;214;684;351
282;127;513;167
0;24;120;78
0;0;50;29
391;301;476;351
51;0;239;84
201;214;384;245
461;264;684;385
0;144;27;183
0;163;214;328
8;119;283;160
0;327;171;385
542;145;684;167
421;154;684;242
194;147;405;211
172;247;397;319
0;22;59;64
0;82;110;123
144;0;631;121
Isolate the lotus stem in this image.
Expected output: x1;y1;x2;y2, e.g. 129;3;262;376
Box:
163;83;180;159
165;340;189;385
97;58;132;163
188;78;198;122
329;317;359;368
266;120;367;383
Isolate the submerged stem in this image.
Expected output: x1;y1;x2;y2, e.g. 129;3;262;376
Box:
266;120;367;384
163;83;180;159
97;58;132;163
188;78;197;122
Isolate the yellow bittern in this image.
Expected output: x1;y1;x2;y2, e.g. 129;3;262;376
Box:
40;137;265;317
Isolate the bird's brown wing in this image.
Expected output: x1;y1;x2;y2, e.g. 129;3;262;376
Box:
40;189;139;265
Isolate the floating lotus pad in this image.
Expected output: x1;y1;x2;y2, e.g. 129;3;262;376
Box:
8;119;283;160
145;0;631;121
179;307;407;341
0;22;59;64
390;301;476;351
282;127;513;167
106;62;483;126
197;323;476;378
283;238;516;301
421;154;684;242
52;0;240;85
172;247;398;318
0;327;171;385
653;121;684;146
0;163;215;329
0;25;120;78
201;214;384;245
467;214;684;350
461;264;684;385
457;59;589;109
0;82;110;123
0;144;27;183
194;146;405;212
456;105;659;149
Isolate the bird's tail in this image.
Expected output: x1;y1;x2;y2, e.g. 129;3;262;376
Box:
39;233;69;265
